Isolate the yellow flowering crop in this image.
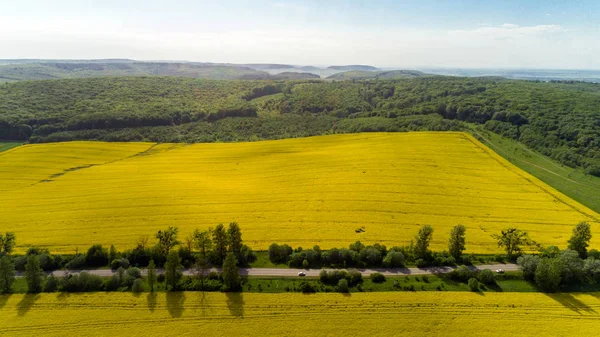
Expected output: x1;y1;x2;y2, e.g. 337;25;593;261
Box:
0;132;597;253
1;292;600;336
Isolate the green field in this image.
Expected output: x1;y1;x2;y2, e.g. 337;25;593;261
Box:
0;142;21;152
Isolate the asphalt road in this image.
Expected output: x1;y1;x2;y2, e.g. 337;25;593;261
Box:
20;263;519;278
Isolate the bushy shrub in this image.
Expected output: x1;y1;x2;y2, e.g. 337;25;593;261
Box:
132;278;144;293
346;269;363;285
468;278;479;292
268;243;293;263
61;272;104;292
110;258;130;270
478;269;495;285
450;265;472;282
86;244;109;267
336;279;349;293
105;275;121;291
517;255;540;281
299;281;317;293
382;250;405;268
157;273;165;283
65;255;86;269
43;275;58;292
370;272;386;283
319;269;349;285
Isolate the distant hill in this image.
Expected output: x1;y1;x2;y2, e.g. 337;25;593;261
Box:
327;69;427;80
0;62;275;82
242;64;296;70
270;72;320;80
327;65;379;71
298;66;321;72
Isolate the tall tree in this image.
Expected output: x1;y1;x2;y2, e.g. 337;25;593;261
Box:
147;259;157;293
156;227;180;256
212;224;228;264
193;229;212;259
222;252;241;291
0;256;15;293
194;256;210;290
492;228;538;259
568;222;592;258
535;258;562;292
164;251;183;291
413;225;434;260
0;232;16;255
448;224;466;259
25;255;44;293
228;222;243;259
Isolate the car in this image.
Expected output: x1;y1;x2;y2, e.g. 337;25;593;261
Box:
495;269;505;274
298;272;306;277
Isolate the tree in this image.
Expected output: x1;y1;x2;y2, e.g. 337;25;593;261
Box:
86;244;109;267
147;259;157;293
468;278;479;292
193;229;212;259
414;225;434;260
156;227;180;256
337;278;349;293
0;232;16;255
108;244;118;262
478;269;495;285
228;222;243;259
164;251;182;291
535;258;562;292
517;255;541;281
448;225;466;259
212;224;228;264
382;250;405;268
194;256;210;290
492;228;537;259
568;222;592;258
558;249;584;284
0;256;15;293
25;255;44;293
221;252;240;291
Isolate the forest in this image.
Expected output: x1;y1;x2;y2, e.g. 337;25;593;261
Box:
0;76;598;176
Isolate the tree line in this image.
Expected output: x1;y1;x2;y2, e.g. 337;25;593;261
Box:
0;222;252;293
1;76;597;176
0;221;596;294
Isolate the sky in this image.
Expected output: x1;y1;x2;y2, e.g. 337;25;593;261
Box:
1;0;599;69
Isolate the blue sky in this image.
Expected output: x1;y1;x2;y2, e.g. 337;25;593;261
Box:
1;0;599;68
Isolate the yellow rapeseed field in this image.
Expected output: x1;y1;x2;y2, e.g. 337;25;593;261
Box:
1;292;600;336
0;132;598;253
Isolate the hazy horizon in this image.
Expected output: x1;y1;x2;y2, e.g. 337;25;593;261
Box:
1;0;599;69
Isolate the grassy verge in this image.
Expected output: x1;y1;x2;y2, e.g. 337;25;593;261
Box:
0;142;22;152
469;127;600;214
11;272;599;294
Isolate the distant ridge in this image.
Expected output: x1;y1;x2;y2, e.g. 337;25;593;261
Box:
327;69;427;80
327;65;379;71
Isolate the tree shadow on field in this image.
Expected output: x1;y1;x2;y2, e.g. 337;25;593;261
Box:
199;291;210;316
226;292;245;318
545;293;597;314
0;294;10;310
166;292;186;318
147;293;157;313
17;294;40;317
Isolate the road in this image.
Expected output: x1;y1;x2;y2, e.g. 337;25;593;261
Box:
18;263;519;278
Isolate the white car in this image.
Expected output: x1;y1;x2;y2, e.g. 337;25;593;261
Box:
495;269;505;274
298;272;306;277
